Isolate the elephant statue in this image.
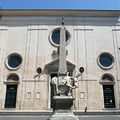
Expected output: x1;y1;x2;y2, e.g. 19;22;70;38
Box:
51;73;78;96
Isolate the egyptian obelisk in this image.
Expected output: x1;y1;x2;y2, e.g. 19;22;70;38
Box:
59;18;67;73
48;18;79;120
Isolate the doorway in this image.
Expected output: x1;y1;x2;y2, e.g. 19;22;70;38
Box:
50;73;57;108
5;85;17;108
103;85;115;108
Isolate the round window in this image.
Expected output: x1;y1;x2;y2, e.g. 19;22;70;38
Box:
50;28;70;46
6;54;22;70
98;53;114;69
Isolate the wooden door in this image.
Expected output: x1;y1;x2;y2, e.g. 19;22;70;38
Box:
5;85;17;108
103;85;115;108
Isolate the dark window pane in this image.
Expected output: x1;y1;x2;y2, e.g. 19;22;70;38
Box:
52;29;69;45
7;75;18;81
8;55;21;68
99;54;112;67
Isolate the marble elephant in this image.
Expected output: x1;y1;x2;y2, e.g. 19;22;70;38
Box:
51;76;78;96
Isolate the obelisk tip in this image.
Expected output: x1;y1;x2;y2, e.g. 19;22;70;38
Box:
62;17;64;26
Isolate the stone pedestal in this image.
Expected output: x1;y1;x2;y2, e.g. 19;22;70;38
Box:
48;96;79;120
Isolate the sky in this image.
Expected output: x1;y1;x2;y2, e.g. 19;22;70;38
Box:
0;0;120;10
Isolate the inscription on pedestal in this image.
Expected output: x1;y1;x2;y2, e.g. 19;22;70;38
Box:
57;103;69;113
57;103;68;109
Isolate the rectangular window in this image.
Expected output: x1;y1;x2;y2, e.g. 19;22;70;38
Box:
27;92;31;99
80;92;84;99
36;92;40;99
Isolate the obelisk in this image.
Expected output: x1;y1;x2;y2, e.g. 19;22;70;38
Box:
59;18;67;73
48;18;79;120
57;18;68;95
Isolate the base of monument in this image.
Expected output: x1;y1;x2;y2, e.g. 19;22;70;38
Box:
48;96;79;120
48;114;79;120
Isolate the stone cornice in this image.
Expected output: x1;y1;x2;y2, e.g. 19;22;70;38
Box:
0;9;120;17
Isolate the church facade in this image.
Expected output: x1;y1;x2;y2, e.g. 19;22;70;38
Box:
0;9;120;111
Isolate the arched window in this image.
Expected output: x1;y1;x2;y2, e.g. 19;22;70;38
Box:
7;74;19;82
100;74;115;85
102;75;113;82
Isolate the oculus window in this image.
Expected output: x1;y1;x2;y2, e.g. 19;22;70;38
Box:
6;54;22;70
98;53;114;69
50;28;70;46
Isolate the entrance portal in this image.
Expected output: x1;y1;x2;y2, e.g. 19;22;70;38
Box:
103;85;115;108
50;73;57;108
46;59;75;108
5;85;17;108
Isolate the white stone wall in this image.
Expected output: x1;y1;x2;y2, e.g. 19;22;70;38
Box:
0;14;120;110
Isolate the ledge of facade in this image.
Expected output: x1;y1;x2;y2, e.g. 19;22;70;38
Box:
99;82;115;85
0;10;120;17
78;79;98;81
4;81;20;85
22;79;46;82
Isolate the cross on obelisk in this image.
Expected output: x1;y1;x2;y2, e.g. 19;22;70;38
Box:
59;18;67;73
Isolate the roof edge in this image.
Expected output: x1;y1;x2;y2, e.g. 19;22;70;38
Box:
0;9;120;17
